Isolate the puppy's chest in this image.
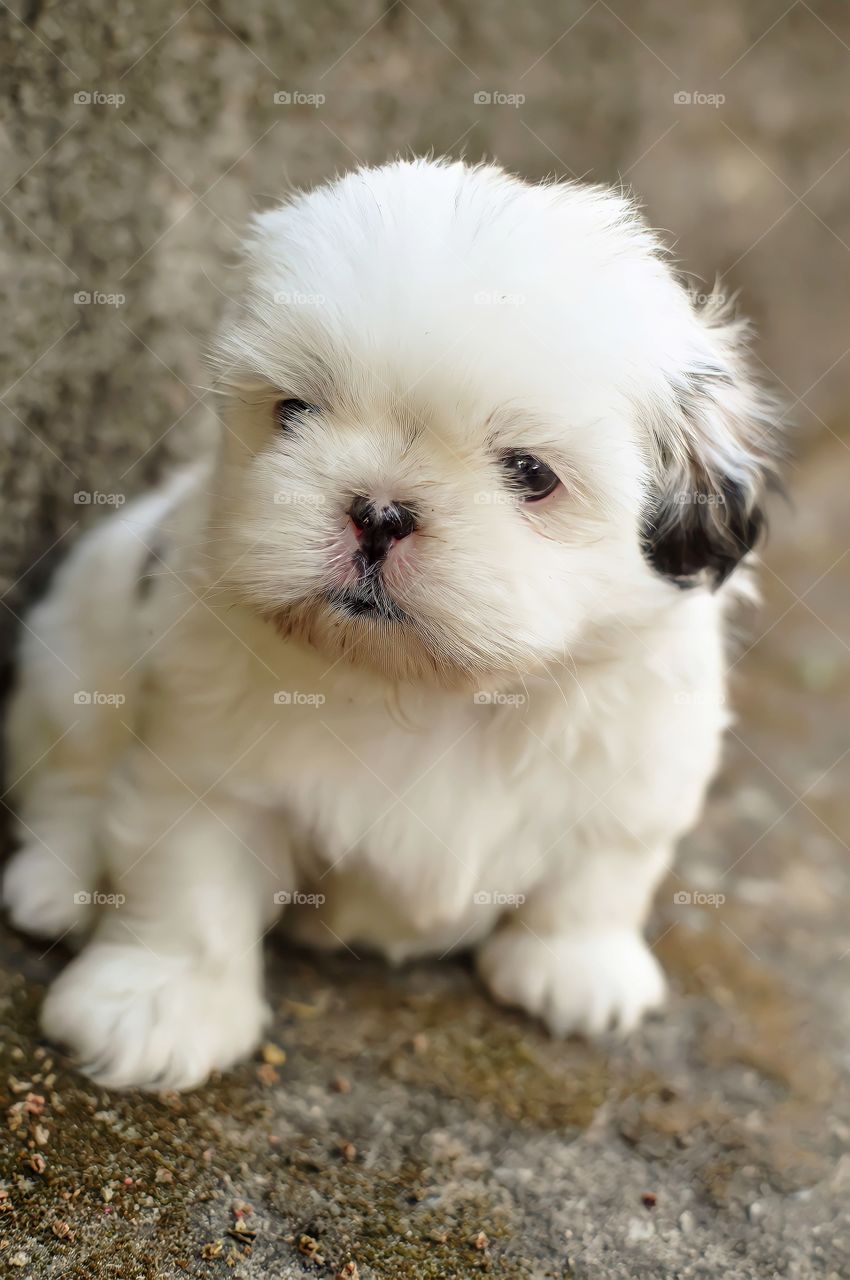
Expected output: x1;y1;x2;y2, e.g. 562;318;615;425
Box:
258;702;573;910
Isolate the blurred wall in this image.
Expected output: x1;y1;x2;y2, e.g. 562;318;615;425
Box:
2;0;849;656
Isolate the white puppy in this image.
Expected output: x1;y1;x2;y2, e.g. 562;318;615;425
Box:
3;158;779;1090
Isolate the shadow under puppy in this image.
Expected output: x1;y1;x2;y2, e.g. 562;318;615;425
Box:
3;158;781;1089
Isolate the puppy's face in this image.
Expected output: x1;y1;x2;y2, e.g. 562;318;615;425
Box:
212;160;778;686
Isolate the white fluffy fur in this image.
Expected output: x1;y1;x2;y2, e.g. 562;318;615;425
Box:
3;158;777;1090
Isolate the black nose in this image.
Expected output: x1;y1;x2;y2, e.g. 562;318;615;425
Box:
349;496;417;564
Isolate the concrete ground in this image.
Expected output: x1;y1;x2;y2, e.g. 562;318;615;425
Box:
2;1;850;1276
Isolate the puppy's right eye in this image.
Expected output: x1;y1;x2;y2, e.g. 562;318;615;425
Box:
274;399;320;429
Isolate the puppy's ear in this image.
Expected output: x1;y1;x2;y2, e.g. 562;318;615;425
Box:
641;295;784;589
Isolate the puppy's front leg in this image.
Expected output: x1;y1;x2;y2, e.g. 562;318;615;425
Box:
477;843;668;1037
42;761;284;1090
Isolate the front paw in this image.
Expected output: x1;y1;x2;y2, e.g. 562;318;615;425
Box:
42;943;269;1090
3;844;93;940
477;927;666;1036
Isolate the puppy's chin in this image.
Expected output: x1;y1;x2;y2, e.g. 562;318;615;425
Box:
263;595;492;690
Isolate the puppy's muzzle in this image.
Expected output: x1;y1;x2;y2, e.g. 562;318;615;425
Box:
349;496;417;568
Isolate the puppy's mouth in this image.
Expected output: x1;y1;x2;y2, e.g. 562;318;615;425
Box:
324;580;408;624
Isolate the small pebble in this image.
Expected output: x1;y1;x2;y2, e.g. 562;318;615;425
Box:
330;1075;351;1094
261;1042;287;1066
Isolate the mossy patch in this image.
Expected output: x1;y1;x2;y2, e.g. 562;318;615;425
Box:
614;918;837;1205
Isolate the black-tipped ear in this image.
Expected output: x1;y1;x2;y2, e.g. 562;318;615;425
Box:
641;465;765;589
640;298;784;590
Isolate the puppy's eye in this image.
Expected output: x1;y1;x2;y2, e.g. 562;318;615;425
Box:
500;451;560;502
274;398;320;429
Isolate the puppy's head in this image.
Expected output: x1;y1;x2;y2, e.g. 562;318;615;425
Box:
211;159;782;686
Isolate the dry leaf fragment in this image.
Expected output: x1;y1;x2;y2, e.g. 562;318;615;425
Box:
298;1234;325;1264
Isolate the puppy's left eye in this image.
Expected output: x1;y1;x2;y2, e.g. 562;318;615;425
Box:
500;451;560;502
274;398;320;429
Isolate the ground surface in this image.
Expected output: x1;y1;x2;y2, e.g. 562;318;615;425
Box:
3;2;850;1277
